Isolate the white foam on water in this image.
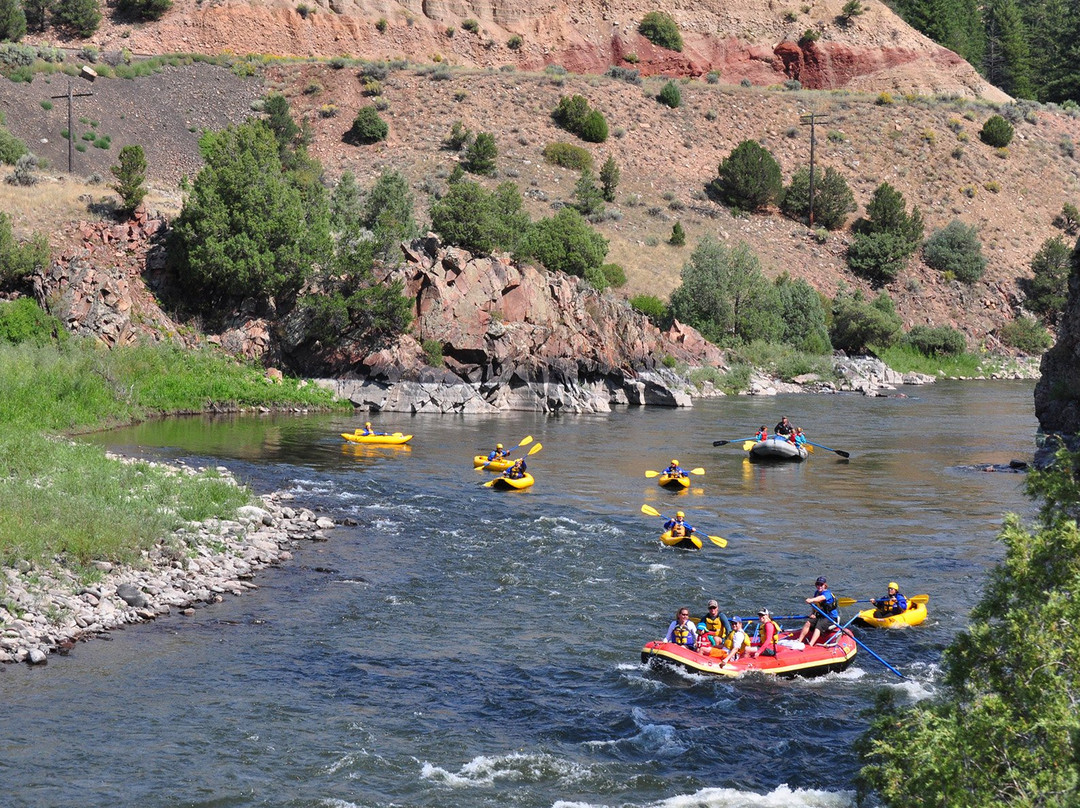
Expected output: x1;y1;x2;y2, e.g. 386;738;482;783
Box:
886;660;940;702
420;750;593;788
321;800;361;808
581;707;686;757
647;563;673;575
550;784;856;808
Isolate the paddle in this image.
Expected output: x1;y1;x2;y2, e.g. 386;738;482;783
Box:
481;442;542;486
480;435;533;468
804;440;850;459
639;504;727;548
712;437;756;447
644;467;705;477
837;594;930;607
810;603;905;679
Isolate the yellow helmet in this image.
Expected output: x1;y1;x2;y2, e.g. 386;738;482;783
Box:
671;459;679;465
496;443;504;449
888;582;899;590
365;421;372;427
676;511;685;518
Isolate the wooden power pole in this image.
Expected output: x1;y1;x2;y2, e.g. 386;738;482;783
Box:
50;68;96;174
799;111;830;227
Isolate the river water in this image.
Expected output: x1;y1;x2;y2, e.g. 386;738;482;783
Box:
2;381;1039;808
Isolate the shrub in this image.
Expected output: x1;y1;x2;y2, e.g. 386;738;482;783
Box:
0;0;27;41
52;0;101;37
345;106;388;145
876;92;894;105
5;153;38;186
1053;202;1079;234
923;220;986;283
462;131;497;175
542;141;593;171
980;114;1014;147
600;263;626;287
421;339;444;366
780;165;856;230
115;0;172;21
1020;236;1072;323
630;294;670;326
829;289;903;354
669;221;685;246
443;119;473;151
901;324;967;356
847;182;924;286
518;207;609;277
638;11;683;52
606;65;641;85
578;109;609;143
711;140;783;213
657;80;681;109
798;29;819;45
507;34;523;50
0;212;49;285
0;125;28;165
583;265;608;291
0;297;65;345
430;180;530;256
461;18;479;33
552;95;608;143
998;315;1052;354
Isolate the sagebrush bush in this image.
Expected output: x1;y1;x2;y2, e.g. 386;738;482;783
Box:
638;11;683;52
980;114;1014;147
923;219;986;283
542;142;593;171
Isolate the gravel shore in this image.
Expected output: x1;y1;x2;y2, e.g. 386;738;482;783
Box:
0;457;335;666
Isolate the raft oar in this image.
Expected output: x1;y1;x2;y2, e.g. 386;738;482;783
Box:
810;603;905;679
480;435;533;469
639;503;727;548
804;440;850;459
837;594;930;607
481;442;542;486
644;467;705;477
712;437;756;447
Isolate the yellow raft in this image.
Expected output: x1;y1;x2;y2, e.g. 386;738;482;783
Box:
856;601;928;628
341;431;413;445
473;454;513;471
660;530;702;550
487;473;535;490
658;473;691;490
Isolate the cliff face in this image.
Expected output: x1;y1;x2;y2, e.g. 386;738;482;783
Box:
71;0;1006;102
1035;245;1080;436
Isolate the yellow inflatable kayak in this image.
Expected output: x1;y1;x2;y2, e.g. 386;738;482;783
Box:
658;472;691;490
488;473;534;490
473;454;513;471
660;530;702;550
341;431;412;445
856;601;928;628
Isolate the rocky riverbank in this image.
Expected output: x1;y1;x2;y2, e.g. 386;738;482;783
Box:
0;456;336;666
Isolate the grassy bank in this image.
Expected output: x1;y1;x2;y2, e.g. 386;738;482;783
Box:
0;335;346;569
874;345;1015;378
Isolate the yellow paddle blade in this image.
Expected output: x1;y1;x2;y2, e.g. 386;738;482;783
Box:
482;479;496;488
707;535;727;548
527;442;543;456
518;435;533;447
910;594;930;605
640;503;661;517
837;597;859;607
644;470;661;477
742;441;755;451
690;535;703;549
806;444;815;453
690;467;705;475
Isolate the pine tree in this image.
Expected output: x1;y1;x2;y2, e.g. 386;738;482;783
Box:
110;145;148;217
0;0;27;41
599;155;620;203
52;0;101;37
983;0;1034;98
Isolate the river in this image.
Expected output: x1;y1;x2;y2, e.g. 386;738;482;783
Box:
1;381;1039;808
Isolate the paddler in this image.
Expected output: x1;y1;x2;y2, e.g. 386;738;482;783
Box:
663;458;687;478
487;442;508;461
871;582;908;618
665;607;697;649
664;511;694;539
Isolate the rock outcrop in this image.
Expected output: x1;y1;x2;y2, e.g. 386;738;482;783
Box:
317;235;727;412
1035;262;1080;438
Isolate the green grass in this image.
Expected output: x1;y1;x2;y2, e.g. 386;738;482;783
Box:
727;340;837;383
876;344;1004;377
0;335;347;568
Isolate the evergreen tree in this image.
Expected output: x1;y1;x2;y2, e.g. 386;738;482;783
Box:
330;171;364;235
115;0;171;21
109;144;148;217
462;132;497;176
573;168;604;217
23;0;50;33
983;0;1034;98
52;0;101;37
1020;235;1072;323
774;273;831;354
263;93;300;153
361;170;417;261
518;207;608;278
781;166;857;230
669;221;685;247
0;0;27;41
711;140;783;213
847;182;924;286
599;154;620;203
430;180;529;256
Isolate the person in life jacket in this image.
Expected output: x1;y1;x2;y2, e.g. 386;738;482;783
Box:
792;428;807;446
361;421;376;436
749;608;780;658
488;443;508;461
755;425;768;441
871;582;908;617
505;458;527;479
664;511;694;538
795;576;840;647
720;617;751;663
665;607;697;649
698;599;732;645
663;458;686;477
774;416;794;436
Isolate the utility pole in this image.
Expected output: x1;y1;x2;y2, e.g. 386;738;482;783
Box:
50;67;96;174
799;111;830;227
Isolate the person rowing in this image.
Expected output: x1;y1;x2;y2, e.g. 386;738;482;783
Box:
664;511;694;539
487;442;508;461
504;458;527;479
663;458;687;478
871;582;908;618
